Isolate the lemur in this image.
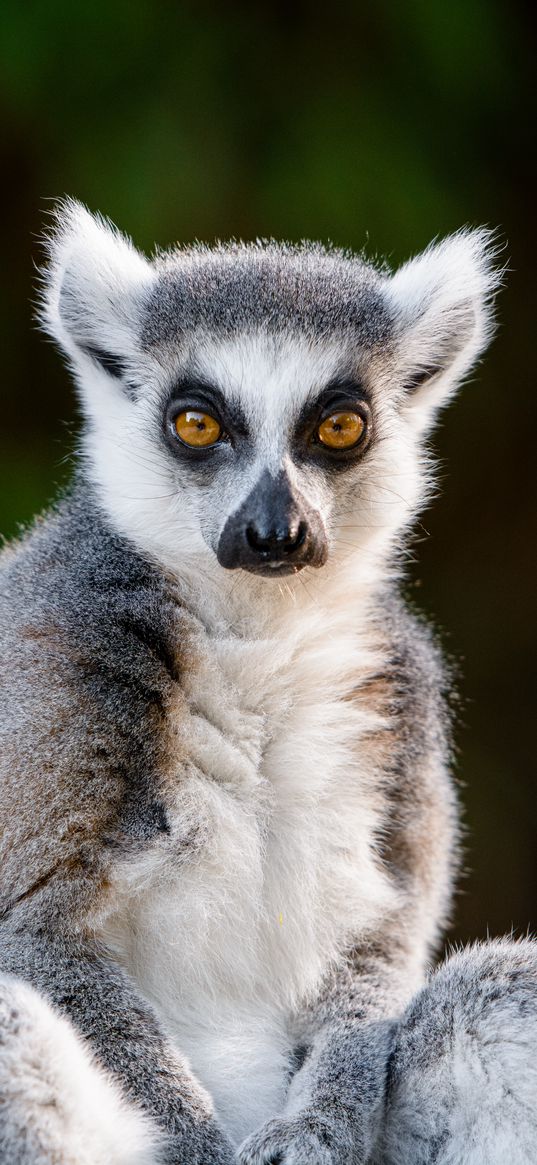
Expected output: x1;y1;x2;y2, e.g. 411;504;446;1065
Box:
0;202;536;1165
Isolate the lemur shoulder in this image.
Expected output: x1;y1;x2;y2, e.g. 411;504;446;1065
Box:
3;205;534;1165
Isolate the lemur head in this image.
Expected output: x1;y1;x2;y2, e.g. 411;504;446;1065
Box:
41;201;500;596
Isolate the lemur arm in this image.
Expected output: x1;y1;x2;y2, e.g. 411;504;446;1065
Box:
0;923;235;1165
283;945;418;1159
237;935;422;1165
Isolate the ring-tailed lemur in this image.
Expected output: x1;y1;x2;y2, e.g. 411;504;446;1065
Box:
1;202;536;1165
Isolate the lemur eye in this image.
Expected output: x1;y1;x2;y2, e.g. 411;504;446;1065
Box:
174;410;222;448
317;411;365;450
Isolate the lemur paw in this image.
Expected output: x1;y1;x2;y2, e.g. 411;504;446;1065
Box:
236;1112;355;1165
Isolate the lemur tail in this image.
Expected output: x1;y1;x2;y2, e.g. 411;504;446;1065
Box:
379;938;537;1165
0;973;161;1165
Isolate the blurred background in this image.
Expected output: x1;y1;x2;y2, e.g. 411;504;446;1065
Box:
0;0;534;947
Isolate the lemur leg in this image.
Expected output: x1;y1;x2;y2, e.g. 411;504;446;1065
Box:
378;939;537;1165
0;973;159;1165
0;927;235;1165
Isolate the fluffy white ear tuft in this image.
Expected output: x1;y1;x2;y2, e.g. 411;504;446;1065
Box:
38;199;155;381
386;228;504;431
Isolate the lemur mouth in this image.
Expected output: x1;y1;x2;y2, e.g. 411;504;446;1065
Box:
244;560;309;578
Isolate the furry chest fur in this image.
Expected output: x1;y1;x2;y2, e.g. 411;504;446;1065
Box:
102;619;398;1143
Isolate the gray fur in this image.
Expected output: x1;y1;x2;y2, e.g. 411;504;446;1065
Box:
1;204;532;1165
142;241;393;349
378;939;537;1164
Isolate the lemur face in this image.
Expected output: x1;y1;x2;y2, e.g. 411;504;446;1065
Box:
148;329;388;578
41;203;499;585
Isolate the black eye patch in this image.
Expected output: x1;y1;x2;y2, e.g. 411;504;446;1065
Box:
165;377;249;437
292;377;373;471
161;376;250;469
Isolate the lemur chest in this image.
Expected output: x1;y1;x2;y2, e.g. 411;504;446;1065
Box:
103;628;394;1140
106;626;393;993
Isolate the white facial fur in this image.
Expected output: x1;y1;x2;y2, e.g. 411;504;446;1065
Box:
40;201;501;632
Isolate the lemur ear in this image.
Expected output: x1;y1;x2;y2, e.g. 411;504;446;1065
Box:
39;199;155;387
386;229;503;433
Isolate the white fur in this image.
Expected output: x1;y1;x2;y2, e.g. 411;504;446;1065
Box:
0;973;160;1164
386;228;503;434
99;580;430;1146
39;199;156;384
65;325;427;658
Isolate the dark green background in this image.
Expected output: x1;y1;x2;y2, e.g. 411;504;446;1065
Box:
1;0;535;946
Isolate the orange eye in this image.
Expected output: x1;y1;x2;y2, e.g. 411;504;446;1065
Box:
174;410;222;447
317;411;365;450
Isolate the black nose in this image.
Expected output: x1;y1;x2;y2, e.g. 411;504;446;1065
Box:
246;520;307;558
217;469;328;575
